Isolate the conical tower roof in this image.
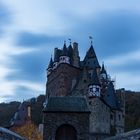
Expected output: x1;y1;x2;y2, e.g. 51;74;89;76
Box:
48;57;53;69
62;41;68;56
104;81;118;109
84;45;100;69
100;63;107;74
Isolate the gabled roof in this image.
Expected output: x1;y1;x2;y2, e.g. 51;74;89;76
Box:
83;45;100;69
103;81;119;109
89;69;101;86
43;97;90;113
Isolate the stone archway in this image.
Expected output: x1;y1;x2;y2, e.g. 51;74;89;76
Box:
55;124;77;140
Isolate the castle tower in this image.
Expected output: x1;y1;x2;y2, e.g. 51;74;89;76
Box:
72;42;80;67
100;63;108;80
100;63;109;95
43;40;125;140
46;42;81;97
83;44;101;76
53;48;61;69
88;70;110;138
59;41;70;64
88;69;101;97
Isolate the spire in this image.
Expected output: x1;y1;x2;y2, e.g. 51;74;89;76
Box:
48;57;53;69
83;45;100;69
85;45;96;59
100;62;107;74
104;81;118;109
62;41;68;56
68;40;73;63
54;48;61;62
90;69;101;86
72;42;80;67
68;39;73;57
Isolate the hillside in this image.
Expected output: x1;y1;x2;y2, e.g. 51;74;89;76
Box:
125;91;140;131
0;92;140;131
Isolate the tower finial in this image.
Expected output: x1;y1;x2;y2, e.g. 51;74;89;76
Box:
89;36;93;46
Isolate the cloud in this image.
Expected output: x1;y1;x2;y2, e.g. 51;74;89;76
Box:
105;49;140;66
1;0;140;103
115;72;140;91
0;81;45;102
68;11;140;59
6;50;48;82
0;3;11;36
16;32;56;46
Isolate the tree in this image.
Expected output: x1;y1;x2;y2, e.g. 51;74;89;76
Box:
12;122;43;140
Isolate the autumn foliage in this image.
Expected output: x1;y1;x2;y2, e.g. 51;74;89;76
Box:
11;122;43;140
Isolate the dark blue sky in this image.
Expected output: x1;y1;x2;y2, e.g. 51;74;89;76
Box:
0;0;140;102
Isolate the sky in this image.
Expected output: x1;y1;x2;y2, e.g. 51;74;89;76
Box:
0;0;140;102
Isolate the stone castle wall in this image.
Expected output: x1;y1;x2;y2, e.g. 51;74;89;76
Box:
47;63;81;97
43;112;89;140
89;98;110;134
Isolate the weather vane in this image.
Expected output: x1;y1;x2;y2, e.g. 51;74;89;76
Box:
89;36;93;45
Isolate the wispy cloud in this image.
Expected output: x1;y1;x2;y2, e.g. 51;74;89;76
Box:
105;49;140;66
0;0;140;102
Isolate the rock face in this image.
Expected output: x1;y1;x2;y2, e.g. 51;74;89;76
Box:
105;129;140;140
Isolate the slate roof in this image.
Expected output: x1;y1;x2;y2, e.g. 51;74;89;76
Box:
83;45;100;69
100;63;107;74
104;81;119;109
89;69;101;86
48;57;53;69
62;42;68;56
43;96;90;113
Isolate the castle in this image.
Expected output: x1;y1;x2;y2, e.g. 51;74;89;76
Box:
43;40;125;140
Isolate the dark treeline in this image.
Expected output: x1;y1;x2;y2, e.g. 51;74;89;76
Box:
0;92;139;131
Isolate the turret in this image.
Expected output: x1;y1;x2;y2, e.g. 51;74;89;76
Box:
88;69;101;97
100;63;108;80
83;44;100;74
59;41;70;64
53;48;61;69
47;57;53;75
104;81;118;109
72;42;80;67
68;41;73;64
